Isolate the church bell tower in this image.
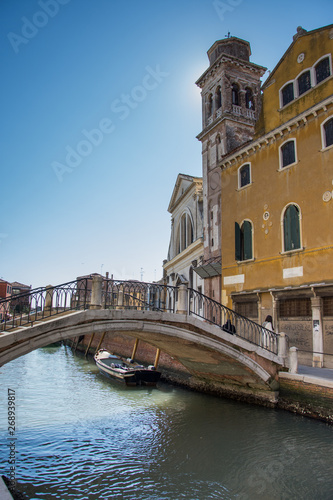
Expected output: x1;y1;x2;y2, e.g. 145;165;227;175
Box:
195;36;266;304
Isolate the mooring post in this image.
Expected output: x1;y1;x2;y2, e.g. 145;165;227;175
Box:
278;332;287;361
131;338;139;360
85;333;95;357
95;332;106;353
90;275;103;309
176;284;188;315
154;348;161;369
289;346;298;374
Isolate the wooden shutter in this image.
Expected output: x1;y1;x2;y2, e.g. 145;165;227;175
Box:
284;205;300;251
243;221;252;260
235;222;241;261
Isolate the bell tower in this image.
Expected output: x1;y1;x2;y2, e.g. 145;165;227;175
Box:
195;36;266;304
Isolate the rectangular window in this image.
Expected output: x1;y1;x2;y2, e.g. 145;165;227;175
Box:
281;82;294;106
279;298;311;317
315;57;331;84
281;141;296;168
239;164;251;188
297;71;311;96
235;301;258;319
323;296;333;316
324;118;333;148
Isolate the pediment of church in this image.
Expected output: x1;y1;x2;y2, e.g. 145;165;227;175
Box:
168;174;202;214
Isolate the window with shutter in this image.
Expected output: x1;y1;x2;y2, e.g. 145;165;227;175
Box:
235;221;252;261
235;222;241;261
283;205;301;252
242;221;252;260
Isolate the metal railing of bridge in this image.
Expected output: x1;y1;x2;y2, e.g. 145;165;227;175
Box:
0;278;278;354
188;288;278;354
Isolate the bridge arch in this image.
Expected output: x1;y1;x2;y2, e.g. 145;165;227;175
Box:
0;309;283;403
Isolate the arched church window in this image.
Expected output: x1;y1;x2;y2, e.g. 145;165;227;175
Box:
207;94;213;116
215;86;222;109
245;87;255;110
232;83;239;106
177;213;194;254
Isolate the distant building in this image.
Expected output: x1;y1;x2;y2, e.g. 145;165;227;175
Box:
195;35;266;304
219;25;333;368
163;174;204;313
0;280;32;318
10;281;31;312
0;279;12;320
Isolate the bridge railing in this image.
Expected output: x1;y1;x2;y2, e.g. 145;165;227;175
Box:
188;288;278;354
102;280;176;313
0;278;278;354
0;278;89;331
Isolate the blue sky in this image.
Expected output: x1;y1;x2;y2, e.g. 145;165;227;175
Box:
1;0;331;288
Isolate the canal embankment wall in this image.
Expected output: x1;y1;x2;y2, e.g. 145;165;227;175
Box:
278;371;333;424
73;333;333;424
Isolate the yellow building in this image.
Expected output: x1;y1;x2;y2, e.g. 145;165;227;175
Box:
220;25;333;368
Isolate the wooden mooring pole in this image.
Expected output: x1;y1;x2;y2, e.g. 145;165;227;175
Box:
84;333;95;357
154;348;161;369
95;332;106;354
131;338;139;360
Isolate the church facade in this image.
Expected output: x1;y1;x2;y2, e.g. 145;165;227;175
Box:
163;174;204;315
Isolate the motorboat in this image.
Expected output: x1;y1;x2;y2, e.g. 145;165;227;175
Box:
94;349;161;386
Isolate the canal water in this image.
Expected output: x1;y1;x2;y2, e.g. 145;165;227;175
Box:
0;344;332;500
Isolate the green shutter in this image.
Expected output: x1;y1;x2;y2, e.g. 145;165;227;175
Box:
235;222;241;261
243;221;253;260
284;205;300;251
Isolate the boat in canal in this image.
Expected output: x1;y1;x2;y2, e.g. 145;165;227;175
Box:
94;349;161;386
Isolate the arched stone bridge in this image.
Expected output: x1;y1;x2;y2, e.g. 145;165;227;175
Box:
0;276;289;404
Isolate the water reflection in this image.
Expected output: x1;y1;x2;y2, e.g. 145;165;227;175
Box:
0;344;332;499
